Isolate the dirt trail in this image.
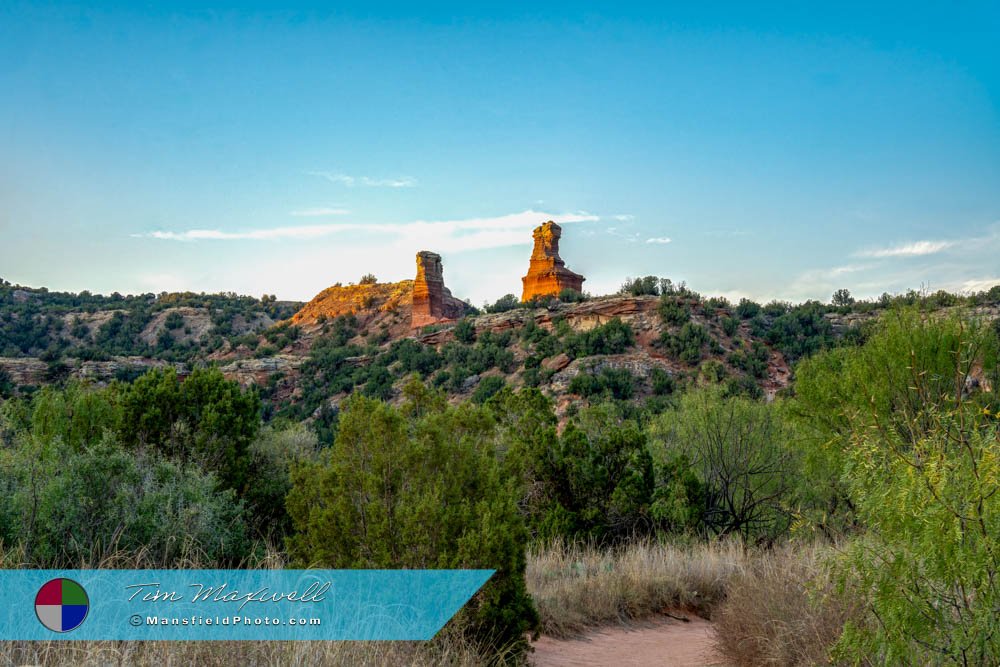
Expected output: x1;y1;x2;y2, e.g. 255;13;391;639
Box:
530;616;725;667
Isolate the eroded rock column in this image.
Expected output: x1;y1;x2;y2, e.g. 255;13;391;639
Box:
521;221;585;301
412;251;467;328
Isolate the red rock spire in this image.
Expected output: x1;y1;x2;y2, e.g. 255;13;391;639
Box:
412;251;467;328
521;221;585;301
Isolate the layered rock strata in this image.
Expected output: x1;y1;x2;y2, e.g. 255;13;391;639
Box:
412;251;467;328
521;221;585;301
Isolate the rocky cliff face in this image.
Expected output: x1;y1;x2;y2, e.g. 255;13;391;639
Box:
521;221;585;301
411;251;469;329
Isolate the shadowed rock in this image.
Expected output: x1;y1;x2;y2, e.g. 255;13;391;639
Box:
521;221;585;301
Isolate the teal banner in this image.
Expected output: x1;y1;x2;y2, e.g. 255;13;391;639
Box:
0;570;493;640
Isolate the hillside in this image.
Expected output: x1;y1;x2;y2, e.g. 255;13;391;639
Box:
5;275;1000;426
0;279;301;388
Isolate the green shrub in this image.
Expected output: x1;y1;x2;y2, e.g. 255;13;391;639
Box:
728;341;769;379
485;294;521;313
650;368;675;395
563;318;634;358
286;381;539;655
658;296;691;326
70;317;90;340
163;310;184;330
558;288;587;303
471;375;506;404
752;301;834;362
704;296;731;313
0;430;249;567
568;367;635;400
660;322;709;365
699;359;727;383
242;422;320;539
650;387;795;542
521;367;541;387
386;338;444;376
618;276;662;297
117;366;261;492
723;374;763;399
792;309;1000;663
763;300;790;317
0;368;13;398
735;298;761;319
362;365;394;401
835;403;1000;664
453;318;476;343
831;288;855;308
527;404;653;543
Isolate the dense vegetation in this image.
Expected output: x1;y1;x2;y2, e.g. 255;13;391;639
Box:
4;276;1000;663
0;278;300;362
286;382;538;653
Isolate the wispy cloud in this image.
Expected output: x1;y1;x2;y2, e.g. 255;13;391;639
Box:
604;227;643;243
139;225;351;241
290;207;351;217
782;263;874;301
955;277;1000;293
645;237;672;245
133;209;600;253
307;171;417;188
856;240;955;258
612;214;635;222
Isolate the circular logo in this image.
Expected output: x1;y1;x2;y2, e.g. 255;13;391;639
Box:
35;578;89;633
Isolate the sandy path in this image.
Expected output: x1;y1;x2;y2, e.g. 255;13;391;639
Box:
530;615;726;667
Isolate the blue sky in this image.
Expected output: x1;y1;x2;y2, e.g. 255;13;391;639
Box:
1;2;998;306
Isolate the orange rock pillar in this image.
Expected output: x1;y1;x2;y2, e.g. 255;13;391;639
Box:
521;221;585;301
412;251;467;328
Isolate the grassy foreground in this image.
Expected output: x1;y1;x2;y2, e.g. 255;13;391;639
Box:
1;539;857;666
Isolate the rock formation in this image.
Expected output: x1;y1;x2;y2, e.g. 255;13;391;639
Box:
412;251;467;328
521;221;585;301
290;280;413;325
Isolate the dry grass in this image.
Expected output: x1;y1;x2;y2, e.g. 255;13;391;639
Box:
1;540;858;665
713;543;859;666
526;538;750;638
0;636;495;667
0;546;505;667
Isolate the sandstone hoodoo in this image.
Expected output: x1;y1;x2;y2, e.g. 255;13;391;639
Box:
521;221;585;302
411;250;468;328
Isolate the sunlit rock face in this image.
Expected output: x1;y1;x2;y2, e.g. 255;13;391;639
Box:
521;221;585;301
412;251;467;328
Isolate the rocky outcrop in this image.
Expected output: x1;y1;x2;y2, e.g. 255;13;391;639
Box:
411;251;468;329
521;221;585;302
550;352;675;394
541;353;571;372
290;280;414;325
217;354;304;387
0;356;184;387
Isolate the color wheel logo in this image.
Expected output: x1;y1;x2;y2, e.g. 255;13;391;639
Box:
35;578;89;633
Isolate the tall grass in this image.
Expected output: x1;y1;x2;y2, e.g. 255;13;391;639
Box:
0;544;504;667
712;542;859;666
0;637;493;667
1;539;857;665
526;538;749;637
528;539;859;665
